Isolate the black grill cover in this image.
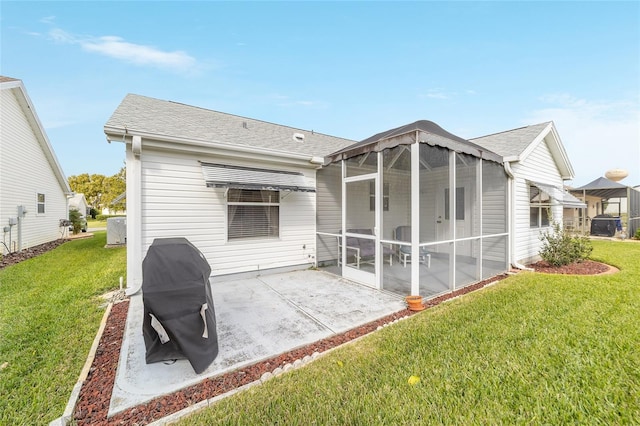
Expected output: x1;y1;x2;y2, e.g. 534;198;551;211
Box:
142;238;219;374
590;214;616;237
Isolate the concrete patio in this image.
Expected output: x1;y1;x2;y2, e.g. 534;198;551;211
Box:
109;269;405;415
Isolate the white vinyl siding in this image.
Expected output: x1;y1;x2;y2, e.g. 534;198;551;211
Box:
510;138;564;264
139;148;316;276
316;164;342;263
0;87;68;253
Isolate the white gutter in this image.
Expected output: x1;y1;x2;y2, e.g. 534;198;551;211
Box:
504;162;533;271
104;126;323;166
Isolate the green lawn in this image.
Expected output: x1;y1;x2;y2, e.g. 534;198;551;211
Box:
86;218;107;229
0;232;125;425
180;240;640;425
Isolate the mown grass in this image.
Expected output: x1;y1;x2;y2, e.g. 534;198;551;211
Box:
0;232;125;425
86;218;107;229
181;240;640;425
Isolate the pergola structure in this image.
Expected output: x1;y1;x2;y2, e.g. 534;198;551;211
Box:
316;121;510;298
570;176;640;238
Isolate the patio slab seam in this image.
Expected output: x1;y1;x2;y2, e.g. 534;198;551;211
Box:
256;275;340;334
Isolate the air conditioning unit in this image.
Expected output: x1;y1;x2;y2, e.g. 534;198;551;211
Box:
107;217;127;245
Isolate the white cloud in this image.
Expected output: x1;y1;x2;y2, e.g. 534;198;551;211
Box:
525;94;640;186
47;28;197;73
423;88;449;100
272;94;326;109
39;16;56;24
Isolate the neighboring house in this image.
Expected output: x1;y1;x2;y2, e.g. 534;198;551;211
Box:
570;176;640;238
102;192;126;216
471;122;581;266
68;193;89;217
0;76;71;254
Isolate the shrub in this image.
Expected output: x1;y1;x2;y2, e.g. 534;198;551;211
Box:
539;221;593;266
634;228;640;240
68;209;83;235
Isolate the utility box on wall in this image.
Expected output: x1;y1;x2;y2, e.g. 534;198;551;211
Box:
107;217;127;245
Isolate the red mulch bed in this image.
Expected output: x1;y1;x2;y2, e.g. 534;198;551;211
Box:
528;259;612;275
72;274;509;425
0;239;68;269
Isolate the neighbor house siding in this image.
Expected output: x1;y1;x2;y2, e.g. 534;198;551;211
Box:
139;148;316;276
0;87;67;253
510;137;564;264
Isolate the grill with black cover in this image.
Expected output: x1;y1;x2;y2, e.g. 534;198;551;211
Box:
142;237;218;374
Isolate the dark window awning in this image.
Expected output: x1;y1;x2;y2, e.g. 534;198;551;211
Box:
201;162;315;192
529;180;586;208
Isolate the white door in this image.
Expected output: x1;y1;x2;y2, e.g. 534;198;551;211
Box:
342;175;378;288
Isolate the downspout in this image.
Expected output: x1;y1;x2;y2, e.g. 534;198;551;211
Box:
503;162;533;271
125;135;144;296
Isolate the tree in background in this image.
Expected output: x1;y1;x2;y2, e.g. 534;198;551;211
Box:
102;167;126;213
68;166;125;213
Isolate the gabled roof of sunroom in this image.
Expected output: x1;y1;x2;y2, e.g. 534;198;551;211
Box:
326;120;503;164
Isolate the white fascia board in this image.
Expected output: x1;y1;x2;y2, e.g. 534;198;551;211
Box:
518;122;574;180
518;122;553;163
104;127;318;168
12;81;72;194
548;124;575;179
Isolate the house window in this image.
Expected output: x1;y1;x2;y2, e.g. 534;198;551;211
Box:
529;185;551;228
444;188;465;220
37;193;45;214
227;189;279;240
369;182;390;211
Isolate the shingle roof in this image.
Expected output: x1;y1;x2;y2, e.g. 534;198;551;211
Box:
0;75;20;83
470;122;551;158
104;94;356;158
327;119;503;164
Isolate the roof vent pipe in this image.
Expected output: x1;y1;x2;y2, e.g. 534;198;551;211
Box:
293;133;305;142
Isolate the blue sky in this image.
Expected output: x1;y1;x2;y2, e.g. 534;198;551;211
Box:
2;1;639;186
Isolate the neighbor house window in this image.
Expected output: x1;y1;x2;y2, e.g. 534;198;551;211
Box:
37;193;45;214
530;185;551;228
227;189;279;240
444;187;465;220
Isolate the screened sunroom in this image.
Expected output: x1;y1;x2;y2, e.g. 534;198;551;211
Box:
316;120;509;299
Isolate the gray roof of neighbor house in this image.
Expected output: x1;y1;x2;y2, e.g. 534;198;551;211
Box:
570;176;631;198
104;94;356;159
470;122;551;158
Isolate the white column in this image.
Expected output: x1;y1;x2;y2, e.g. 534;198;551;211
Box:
410;140;420;296
449;151;456;290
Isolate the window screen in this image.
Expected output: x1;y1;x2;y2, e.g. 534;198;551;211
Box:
227;189;279;239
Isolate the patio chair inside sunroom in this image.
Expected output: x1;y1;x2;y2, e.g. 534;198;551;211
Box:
316;120;510;299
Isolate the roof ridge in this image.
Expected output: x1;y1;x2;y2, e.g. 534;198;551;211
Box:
126;93;352;142
471;121;551;140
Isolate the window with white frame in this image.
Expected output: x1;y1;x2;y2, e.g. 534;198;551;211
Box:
529;185;550;228
37;193;46;214
227;189;279;240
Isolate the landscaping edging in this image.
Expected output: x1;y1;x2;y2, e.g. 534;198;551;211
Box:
49;302;113;426
68;273;508;425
